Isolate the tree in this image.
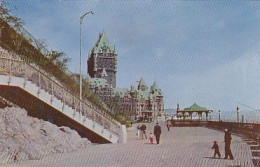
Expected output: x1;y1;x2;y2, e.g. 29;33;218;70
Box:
0;0;24;30
46;50;71;72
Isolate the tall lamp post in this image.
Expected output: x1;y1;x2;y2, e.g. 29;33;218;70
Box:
218;110;221;122
236;106;239;123
79;11;93;114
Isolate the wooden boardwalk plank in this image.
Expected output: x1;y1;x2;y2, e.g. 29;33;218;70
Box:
4;124;254;167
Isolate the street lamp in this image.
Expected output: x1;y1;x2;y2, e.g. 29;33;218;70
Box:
80;11;93;114
218;110;221;122
236;106;239;123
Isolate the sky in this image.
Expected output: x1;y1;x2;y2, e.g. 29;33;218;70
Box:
5;0;260;112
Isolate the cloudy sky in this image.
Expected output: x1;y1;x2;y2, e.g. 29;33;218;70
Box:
6;0;260;112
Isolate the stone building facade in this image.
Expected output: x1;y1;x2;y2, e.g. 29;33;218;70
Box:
89;77;164;119
87;32;164;119
128;78;164;119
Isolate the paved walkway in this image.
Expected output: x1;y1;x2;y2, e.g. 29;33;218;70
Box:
4;123;254;167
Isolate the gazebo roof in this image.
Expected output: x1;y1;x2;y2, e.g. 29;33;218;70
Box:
183;103;208;111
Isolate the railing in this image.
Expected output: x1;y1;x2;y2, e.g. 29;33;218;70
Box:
167;119;208;127
10;22;75;77
207;121;260;143
0;47;121;136
9;20;122;125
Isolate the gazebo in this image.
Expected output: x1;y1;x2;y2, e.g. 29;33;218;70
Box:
177;103;213;121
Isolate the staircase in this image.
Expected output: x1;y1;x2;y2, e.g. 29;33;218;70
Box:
0;47;124;144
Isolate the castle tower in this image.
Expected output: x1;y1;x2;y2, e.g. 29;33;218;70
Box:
87;32;117;88
138;78;147;91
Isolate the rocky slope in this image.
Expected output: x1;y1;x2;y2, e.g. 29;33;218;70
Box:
0;107;91;164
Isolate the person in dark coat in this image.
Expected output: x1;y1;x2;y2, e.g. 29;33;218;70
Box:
166;121;170;132
224;128;234;160
141;124;147;139
211;141;221;158
154;122;161;144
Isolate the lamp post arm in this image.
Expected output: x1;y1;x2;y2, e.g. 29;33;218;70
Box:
80;11;94;23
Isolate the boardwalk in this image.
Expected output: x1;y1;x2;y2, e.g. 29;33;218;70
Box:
5;123;254;167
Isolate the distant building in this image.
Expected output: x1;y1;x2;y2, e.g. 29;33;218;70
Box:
129;78;164;119
89;77;164;119
88;77;113;103
87;32;164;119
87;32;117;88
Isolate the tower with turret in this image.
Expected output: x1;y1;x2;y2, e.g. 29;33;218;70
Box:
87;32;117;88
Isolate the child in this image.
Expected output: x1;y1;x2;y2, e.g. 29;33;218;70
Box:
149;132;154;144
211;141;221;158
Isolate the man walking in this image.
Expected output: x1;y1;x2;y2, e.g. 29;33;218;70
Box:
154;122;161;144
166;121;170;132
224;128;234;160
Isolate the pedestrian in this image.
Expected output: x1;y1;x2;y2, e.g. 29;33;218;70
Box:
136;124;141;139
211;141;221;158
141;124;147;139
166;121;170;132
154;122;161;144
224;128;234;160
149;132;154;144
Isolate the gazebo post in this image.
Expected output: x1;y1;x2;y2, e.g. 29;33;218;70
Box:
198;112;202;121
189;112;192;120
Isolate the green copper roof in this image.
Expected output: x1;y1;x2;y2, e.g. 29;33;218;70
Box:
113;88;130;98
150;81;163;96
150;81;159;91
139;89;149;99
89;78;109;88
92;32;115;54
138;78;146;87
184;103;208;111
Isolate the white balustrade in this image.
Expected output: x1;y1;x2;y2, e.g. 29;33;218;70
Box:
0;46;121;143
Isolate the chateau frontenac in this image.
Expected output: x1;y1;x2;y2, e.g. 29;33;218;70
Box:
87;32;164;119
87;32;117;88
